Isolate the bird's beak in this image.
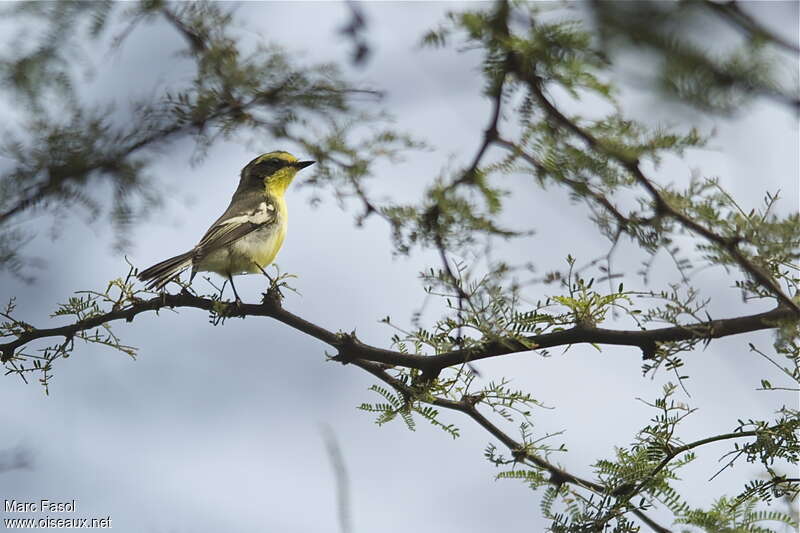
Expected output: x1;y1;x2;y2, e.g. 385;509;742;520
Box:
294;160;315;170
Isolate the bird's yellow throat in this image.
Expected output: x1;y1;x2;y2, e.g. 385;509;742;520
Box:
265;166;299;197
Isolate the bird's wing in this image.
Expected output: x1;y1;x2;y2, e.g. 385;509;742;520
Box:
192;195;277;261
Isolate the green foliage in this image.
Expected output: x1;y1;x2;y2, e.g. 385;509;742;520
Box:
2;266;141;394
495;467;549;486
357;379;460;439
1;1;798;532
589;1;797;114
0;0;415;275
732;411;800;469
0;1;114;109
675;496;797;533
551;257;636;327
486;378;800;532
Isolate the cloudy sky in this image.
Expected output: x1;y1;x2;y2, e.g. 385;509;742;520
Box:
1;2;798;532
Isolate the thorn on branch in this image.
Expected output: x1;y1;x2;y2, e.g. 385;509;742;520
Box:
420;366;442;383
548;470;570;489
610;482;636;498
330;353;352;365
342;330;358;346
511;448;528;463
641;341;658;360
463;393;484;408
484;124;498;143
261;286;283;311
725;235;744;248
332;331;360;365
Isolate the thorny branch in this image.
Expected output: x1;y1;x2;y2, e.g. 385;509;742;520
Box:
437;0;800;316
516;70;800;315
353;358;673;533
2;3;797;532
702;0;800;55
1;291;793;373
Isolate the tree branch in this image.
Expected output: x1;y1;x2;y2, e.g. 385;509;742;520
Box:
0;291;421;368
702;0;800;56
505;55;800;314
494;136;639;232
2;290;793;377
0;90;277;227
352;357;673;533
625;427;780;503
426;304;794;372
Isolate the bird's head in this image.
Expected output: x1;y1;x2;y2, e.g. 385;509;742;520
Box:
240;151;315;196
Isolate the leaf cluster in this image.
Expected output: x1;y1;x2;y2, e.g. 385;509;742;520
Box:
0;0;414;276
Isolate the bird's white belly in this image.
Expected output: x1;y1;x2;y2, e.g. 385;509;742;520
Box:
198;222;287;276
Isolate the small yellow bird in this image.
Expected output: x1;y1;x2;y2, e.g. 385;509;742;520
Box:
138;151;314;300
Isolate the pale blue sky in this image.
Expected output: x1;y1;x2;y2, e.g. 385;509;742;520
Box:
1;2;797;532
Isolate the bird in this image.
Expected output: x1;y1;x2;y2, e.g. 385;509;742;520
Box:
137;151;315;301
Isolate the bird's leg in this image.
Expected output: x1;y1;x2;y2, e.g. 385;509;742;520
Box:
255;263;283;305
254;263;274;285
227;273;242;305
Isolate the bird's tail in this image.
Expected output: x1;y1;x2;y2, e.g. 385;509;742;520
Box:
137;252;193;290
